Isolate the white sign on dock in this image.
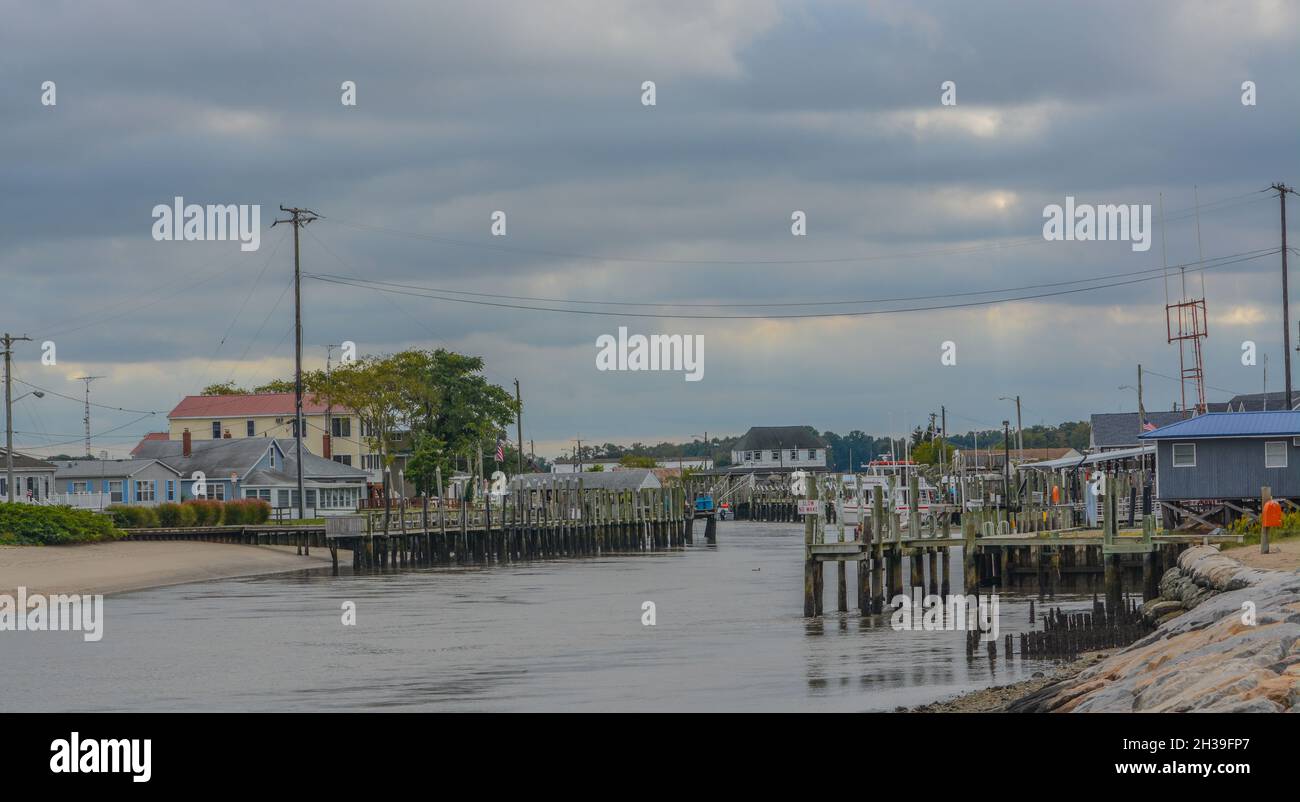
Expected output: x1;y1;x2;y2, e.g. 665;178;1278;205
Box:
798;500;823;516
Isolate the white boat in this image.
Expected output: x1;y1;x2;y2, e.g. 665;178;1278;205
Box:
834;460;938;527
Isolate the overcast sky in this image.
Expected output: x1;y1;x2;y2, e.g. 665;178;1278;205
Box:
3;0;1298;458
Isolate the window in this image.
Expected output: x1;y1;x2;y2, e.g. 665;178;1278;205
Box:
246;420;255;437
808;449;817;460
212;421;222;438
789;449;798;460
108;480;123;503
166;480;175;501
269;449;275;469
136;482;155;502
770;450;779;461
276;489;290;508
332;417;351;437
1172;443;1196;467
333;454;352;466
306;489;317;508
1265;441;1288;468
70;481;89;493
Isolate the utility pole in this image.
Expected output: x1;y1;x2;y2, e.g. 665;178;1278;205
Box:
514;379;524;474
940;405;947;474
1002;420;1011;510
71;375;104;457
573;436;582;472
324;343;337;450
272;206;320;519
1273;184;1295;410
3;333;32;503
1138;364;1145;424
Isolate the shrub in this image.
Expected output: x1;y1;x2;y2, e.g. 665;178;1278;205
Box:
177;502;198;527
105;504;158;528
0;502;124;545
156;502;183;527
184;499;224;526
223;498;269;525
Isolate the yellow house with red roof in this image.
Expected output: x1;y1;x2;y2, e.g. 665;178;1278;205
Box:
157;393;384;482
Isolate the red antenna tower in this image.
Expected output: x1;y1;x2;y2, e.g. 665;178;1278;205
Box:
1163;191;1208;414
1166;298;1207;413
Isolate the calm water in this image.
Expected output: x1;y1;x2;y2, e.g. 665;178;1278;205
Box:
0;521;1107;712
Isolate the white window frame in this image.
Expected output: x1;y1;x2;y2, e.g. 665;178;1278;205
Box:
1265;440;1288;468
212;420;222;438
1171;442;1196;468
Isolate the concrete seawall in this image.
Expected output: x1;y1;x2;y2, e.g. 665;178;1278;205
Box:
1010;546;1300;712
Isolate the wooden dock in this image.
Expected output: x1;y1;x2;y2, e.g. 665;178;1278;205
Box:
800;473;1241;618
324;482;695;574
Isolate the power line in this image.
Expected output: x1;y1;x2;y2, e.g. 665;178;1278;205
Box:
326;189;1268;268
305;248;1278;321
305;248;1276;310
13;378;161;415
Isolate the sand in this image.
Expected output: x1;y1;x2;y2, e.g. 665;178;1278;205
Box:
1223;537;1300;572
0;541;340;596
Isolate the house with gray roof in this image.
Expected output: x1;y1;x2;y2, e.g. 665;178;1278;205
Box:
1089;411;1190;452
52;458;180;509
729;426;828;472
132;432;368;516
0;449;57;503
1218;391;1300;412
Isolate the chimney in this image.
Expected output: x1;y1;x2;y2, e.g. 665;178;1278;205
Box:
322;432;332;460
182;428;192;457
223;428;232;439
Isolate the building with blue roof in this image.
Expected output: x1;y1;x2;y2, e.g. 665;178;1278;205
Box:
1140;411;1300;501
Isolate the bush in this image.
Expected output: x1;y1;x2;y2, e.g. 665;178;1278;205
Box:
219;498;270;525
0;503;124;545
177;502;198;527
156;502;183;527
105;504;158;528
184;499;224;526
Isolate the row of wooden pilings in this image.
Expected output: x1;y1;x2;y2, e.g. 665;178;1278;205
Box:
329;485;704;574
968;594;1153;661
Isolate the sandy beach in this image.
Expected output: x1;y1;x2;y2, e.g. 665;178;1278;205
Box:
0;542;340;596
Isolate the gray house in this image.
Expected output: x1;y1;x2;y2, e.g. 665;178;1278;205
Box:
0;449;57;502
1141;411;1300;501
1089;411;1189;452
53;458;181;509
132;434;368;516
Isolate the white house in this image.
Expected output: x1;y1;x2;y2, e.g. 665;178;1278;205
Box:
729;426;828;471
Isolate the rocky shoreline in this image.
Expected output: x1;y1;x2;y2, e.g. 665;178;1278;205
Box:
915;546;1300;713
1010;546;1300;712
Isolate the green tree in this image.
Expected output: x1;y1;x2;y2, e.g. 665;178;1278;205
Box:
200;381;248;395
618;454;657;468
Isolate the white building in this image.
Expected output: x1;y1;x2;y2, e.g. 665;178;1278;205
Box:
729;426;828;471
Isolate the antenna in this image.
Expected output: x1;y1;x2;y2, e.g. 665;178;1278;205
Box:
71;375;104;457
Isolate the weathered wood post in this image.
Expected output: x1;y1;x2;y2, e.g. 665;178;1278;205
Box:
803;473;818;617
872;484;885;612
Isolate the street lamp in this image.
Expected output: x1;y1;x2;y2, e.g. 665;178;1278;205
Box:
999;395;1023;457
1002;420;1011;511
6;390;45;503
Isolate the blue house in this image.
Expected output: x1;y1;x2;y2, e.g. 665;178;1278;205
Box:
1140;411;1300;501
132;435;368;517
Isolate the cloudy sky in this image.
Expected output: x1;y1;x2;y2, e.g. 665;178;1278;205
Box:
3;0;1298;458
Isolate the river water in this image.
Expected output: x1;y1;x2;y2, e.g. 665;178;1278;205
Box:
0;521;1109;712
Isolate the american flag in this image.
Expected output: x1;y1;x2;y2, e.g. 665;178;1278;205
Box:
1142;421;1157;432
495;439;505;463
